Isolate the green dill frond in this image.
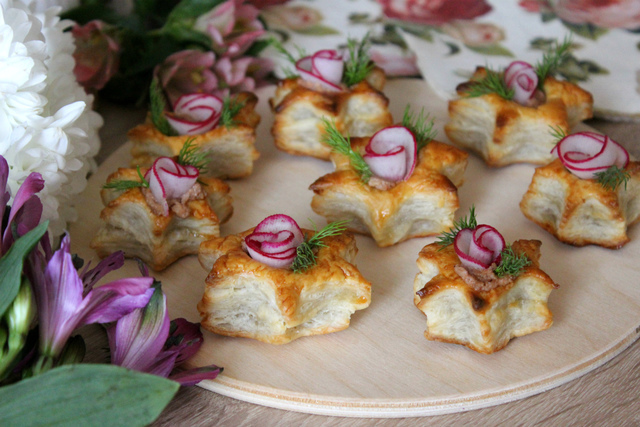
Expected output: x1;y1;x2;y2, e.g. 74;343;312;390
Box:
220;96;245;128
103;166;149;191
150;78;177;137
535;35;572;83
402;105;437;151
268;37;306;77
321;118;372;182
594;165;630;191
343;33;374;87
494;245;531;277
549;125;567;142
292;220;350;273
177;138;209;172
463;67;514;100
436;205;477;248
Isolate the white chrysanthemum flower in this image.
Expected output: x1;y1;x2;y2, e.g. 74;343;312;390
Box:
0;0;102;235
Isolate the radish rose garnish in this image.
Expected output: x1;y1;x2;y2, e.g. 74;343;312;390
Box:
165;93;223;135
504;61;538;106
296;49;344;92
145;157;200;216
363;126;417;183
244;214;304;269
454;225;506;270
551;132;629;180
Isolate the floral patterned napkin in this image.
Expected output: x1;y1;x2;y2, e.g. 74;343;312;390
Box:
262;0;640;121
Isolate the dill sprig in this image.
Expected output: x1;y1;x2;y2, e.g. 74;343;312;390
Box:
463;67;514;100
220;96;245;128
549;125;567;142
150;78;177;137
103;166;149;191
321;118;372;183
268;37;306;78
343;34;374;87
436;206;477;248
535;36;572;84
292;220;350;273
177;138;209;173
594;165;631;191
402;105;437;151
494;245;531;278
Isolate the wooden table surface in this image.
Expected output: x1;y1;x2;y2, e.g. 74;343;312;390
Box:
92;102;640;426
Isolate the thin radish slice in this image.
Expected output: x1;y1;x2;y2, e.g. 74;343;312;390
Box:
244;214;304;269
455;224;505;271
145;157;199;216
504;61;538;105
166;93;223;135
551;132;629;179
363;126;417;182
296;50;344;92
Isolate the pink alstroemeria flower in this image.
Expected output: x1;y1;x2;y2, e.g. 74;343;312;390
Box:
71;20;121;93
0;156;44;255
108;286;221;386
28;236;154;358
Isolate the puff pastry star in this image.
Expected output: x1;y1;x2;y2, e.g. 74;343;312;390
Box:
198;229;371;344
310;140;468;247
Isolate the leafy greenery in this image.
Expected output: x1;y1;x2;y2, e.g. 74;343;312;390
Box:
342;34;374;87
103;166;150;191
594;165;631;191
292;220;350;273
436;206;477;248
150;78;177;136
463;67;514;100
0;364;179;427
402;105;437;151
321;119;372;183
535;36;573;84
549;125;567;142
268;37;306;78
220;96;245;128
177;138;209;173
494;245;531;278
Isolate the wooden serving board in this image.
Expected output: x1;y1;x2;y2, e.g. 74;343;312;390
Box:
70;80;640;417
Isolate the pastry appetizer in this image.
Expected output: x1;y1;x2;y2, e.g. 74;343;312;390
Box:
92;146;233;270
521;131;640;248
270;37;393;159
129;82;260;179
445;39;593;167
198;214;371;344
413;208;558;354
310;110;468;247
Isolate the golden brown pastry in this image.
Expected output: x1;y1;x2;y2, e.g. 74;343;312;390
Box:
198;228;371;344
129;92;260;179
520;159;640;249
91;167;233;271
414;239;557;354
270;67;393;160
310;139;468;247
445;67;593;167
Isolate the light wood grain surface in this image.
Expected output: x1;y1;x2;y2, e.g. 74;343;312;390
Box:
86;93;640;426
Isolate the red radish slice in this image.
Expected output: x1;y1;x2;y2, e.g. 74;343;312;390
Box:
296;49;344;92
504;61;538;105
363;126;417;182
244;214;304;269
145;157;199;216
454;224;505;270
551;132;629;179
165;93;223;135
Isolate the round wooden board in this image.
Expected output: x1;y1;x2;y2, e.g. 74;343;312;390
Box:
70;80;640;417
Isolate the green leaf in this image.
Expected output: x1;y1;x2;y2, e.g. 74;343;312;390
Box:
561;20;608;40
401;25;434;42
444;41;460;56
0;364;179;427
294;25;340;36
541;12;557;23
0;221;48;317
165;0;225;25
466;44;514;57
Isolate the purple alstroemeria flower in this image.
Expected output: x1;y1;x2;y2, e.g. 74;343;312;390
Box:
0;155;45;256
28;236;154;358
108;286;221;386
